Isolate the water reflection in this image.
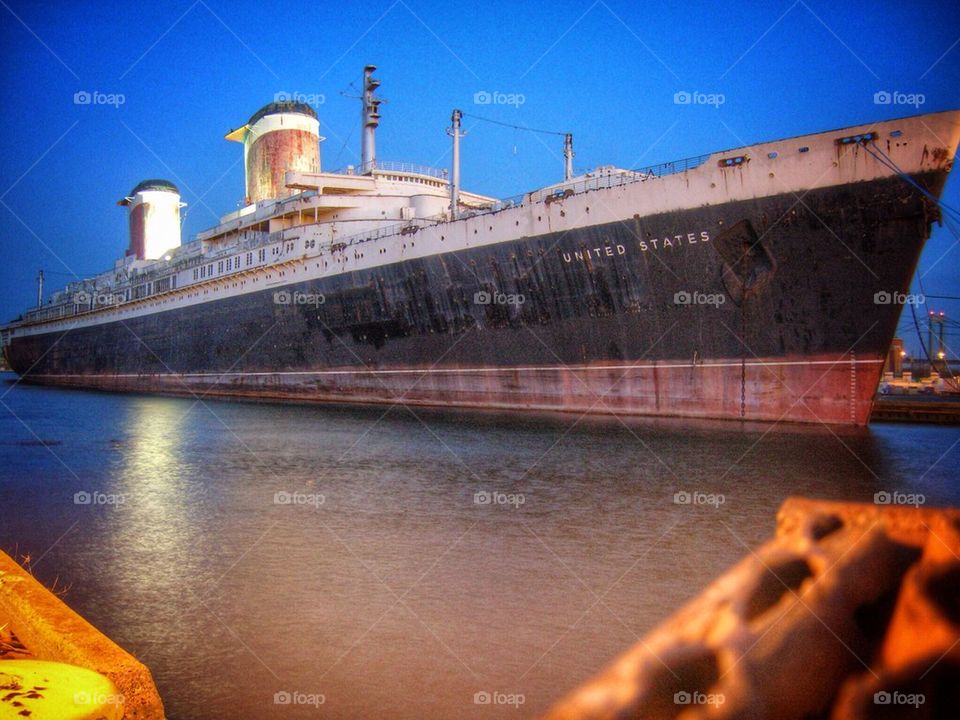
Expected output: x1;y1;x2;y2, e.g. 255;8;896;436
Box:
111;397;194;556
0;381;957;719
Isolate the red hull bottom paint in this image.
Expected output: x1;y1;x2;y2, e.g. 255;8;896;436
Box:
21;353;884;426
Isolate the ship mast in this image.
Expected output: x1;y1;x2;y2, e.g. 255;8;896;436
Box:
360;65;381;174
36;270;43;308
564;133;574;181
448;109;465;219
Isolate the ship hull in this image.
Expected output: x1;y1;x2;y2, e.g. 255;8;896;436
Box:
5;171;946;426
15;353;881;425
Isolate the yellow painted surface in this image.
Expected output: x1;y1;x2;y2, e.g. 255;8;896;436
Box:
0;660;123;720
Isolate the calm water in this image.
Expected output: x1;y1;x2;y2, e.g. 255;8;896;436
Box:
1;373;958;719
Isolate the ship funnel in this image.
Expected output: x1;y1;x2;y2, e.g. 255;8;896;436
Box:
226;101;321;205
361;65;381;174
118;179;185;261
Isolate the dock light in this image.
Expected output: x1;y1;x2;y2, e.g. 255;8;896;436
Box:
900;350;907;357
937;351;946;360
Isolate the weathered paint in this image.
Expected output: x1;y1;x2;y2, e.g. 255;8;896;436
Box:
230;111;321;204
21;112;957;336
246;127;320;204
124;188;183;260
7;111;958;426
5;170;943;426
16;354;882;425
0;550;165;719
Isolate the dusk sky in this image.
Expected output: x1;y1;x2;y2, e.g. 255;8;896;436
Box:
1;0;958;355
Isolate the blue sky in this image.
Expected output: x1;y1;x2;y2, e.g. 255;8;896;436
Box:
1;0;958;355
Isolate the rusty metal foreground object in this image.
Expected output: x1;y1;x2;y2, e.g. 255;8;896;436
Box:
542;497;960;720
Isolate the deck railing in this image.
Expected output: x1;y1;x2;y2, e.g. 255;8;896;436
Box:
353;160;449;179
527;153;713;204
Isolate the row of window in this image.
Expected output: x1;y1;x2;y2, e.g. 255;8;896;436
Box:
382;174;443;188
271;242;295;256
192;247;270;282
36;230;361;323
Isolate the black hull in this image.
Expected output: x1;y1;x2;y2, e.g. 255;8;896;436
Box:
5;172;945;425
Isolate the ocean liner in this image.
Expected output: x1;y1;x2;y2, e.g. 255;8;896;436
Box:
3;66;958;425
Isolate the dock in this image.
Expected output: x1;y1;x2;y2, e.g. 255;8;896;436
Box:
871;396;960;424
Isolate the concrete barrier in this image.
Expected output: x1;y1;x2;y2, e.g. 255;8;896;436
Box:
0;550;164;719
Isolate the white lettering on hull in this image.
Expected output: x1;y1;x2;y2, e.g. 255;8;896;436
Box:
562;244;627;263
560;230;711;263
638;230;710;252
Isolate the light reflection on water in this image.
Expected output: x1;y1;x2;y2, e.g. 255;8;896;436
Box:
1;376;957;719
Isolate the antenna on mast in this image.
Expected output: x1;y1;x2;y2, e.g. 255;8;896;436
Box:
447;109;466;219
456;111;574;182
360;65;381;174
36;270;44;308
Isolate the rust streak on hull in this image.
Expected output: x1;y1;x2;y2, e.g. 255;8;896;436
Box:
19;353;883;426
